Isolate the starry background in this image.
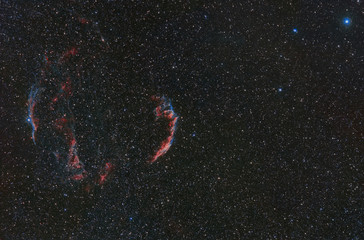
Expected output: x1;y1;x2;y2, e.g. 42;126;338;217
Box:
1;0;363;239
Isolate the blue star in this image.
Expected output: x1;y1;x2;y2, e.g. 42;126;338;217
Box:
192;132;196;137
293;28;298;33
277;88;283;92
343;17;351;26
129;217;133;221
26;117;31;122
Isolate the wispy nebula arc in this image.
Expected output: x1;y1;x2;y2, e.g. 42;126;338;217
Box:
149;96;179;163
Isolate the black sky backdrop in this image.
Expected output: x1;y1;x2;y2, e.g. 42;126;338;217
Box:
1;0;363;239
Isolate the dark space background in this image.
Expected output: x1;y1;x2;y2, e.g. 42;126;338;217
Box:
1;0;363;239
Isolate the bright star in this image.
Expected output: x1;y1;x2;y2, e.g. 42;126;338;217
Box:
343;17;351;25
278;88;283;92
27;117;31;122
293;28;298;33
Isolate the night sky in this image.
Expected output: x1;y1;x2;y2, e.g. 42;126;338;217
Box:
1;1;363;239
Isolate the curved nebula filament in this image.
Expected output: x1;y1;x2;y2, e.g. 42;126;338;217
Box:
149;96;179;163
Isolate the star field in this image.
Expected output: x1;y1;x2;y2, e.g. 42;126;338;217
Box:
1;1;363;239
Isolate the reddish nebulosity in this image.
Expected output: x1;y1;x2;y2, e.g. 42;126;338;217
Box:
59;47;78;62
44;52;49;64
155;106;162;117
50;77;73;110
99;174;107;185
85;184;91;192
79;17;89;24
61;77;72;97
32;118;39;131
53;109;84;181
167;112;174;120
69;48;77;56
149;134;174;164
69;155;82;169
54;116;85;181
54;117;68;130
149;96;179;163
49;99;56;110
97;162;114;185
105;162;113;170
71;173;86;181
151;95;160;102
69;138;76;148
67;136;81;167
